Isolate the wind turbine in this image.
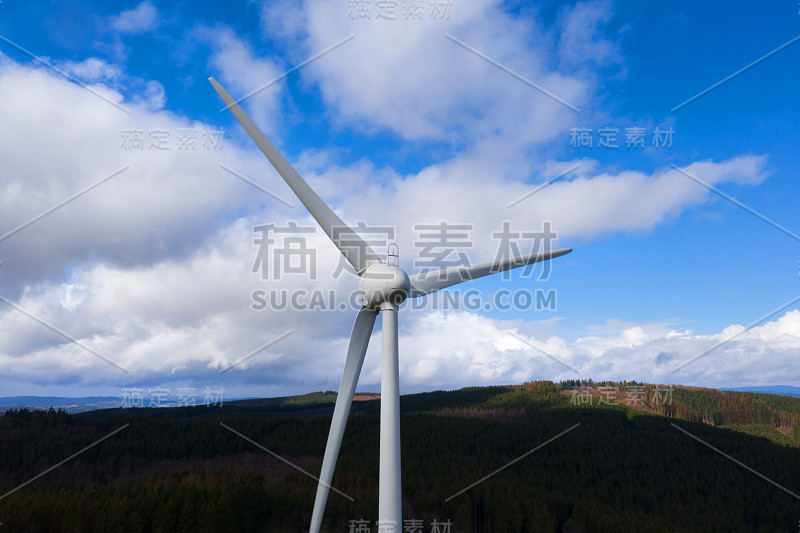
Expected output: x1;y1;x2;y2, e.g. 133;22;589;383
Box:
209;77;572;533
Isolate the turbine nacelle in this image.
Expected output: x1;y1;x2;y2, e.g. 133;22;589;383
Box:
358;262;411;310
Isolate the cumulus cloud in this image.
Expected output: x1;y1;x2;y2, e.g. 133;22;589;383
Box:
288;0;587;144
0;54;291;294
3;234;799;394
193;25;287;135
110;1;160;34
557;0;623;69
136;79;166;110
0;215;366;394
394;309;800;389
294;152;770;264
59;57;124;83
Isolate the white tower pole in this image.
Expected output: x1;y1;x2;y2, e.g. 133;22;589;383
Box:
379;303;402;532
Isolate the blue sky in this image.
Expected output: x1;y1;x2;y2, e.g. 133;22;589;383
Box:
0;0;798;399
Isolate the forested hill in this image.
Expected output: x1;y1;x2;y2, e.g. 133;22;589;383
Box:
1;382;799;532
555;380;800;447
74;380;800;448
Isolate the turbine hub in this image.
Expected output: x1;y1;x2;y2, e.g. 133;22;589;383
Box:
358;262;410;309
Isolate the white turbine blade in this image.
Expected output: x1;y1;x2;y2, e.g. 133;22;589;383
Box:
310;307;378;533
408;248;572;297
209;77;381;273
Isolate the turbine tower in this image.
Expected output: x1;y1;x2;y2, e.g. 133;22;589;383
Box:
209;77;572;533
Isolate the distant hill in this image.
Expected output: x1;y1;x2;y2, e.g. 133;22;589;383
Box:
557;380;800;448
2;385;794;413
725;385;800;397
0;394;265;414
225;390;379;408
13;383;799;447
0;396;121;413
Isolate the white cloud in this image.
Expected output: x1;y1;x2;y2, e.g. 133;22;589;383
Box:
59;283;90;312
306;152;770;264
557;0;623;69
136;79;166;110
59;57;124;83
5;241;798;392
192;25;288;134
0;215;362;391
0;55;292;293
288;0;587;144
393;309;800;389
110;1;160;34
259;0;308;44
